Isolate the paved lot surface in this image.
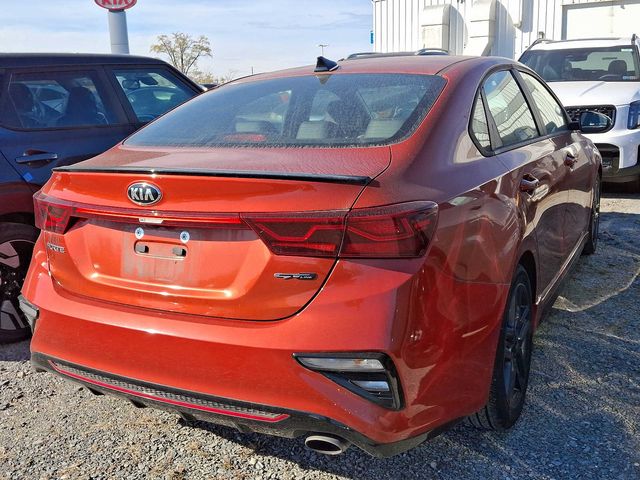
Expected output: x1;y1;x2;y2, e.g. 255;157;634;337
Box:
1;194;639;480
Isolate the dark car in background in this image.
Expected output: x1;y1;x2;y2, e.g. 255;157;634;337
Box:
0;53;202;343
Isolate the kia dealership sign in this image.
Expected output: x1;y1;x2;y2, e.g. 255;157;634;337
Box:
94;0;137;11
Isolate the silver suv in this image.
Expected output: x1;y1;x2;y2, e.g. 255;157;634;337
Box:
520;35;640;189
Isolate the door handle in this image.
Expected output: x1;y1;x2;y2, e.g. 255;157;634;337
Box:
15;151;58;164
520;175;540;193
564;151;578;168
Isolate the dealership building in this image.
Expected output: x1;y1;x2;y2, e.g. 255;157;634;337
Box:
372;0;640;58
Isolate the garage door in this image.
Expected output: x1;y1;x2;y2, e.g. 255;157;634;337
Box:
563;1;640;39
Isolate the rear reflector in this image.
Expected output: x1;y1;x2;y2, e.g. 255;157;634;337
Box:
295;353;403;409
296;357;386;372
34;192;437;259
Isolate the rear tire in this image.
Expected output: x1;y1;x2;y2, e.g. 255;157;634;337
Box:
469;264;534;431
582;175;601;256
0;223;38;344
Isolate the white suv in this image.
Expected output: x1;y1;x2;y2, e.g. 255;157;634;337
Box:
520;36;640;189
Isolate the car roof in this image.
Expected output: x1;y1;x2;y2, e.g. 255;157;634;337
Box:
528;38;635;51
238;55;513;83
0;53;169;68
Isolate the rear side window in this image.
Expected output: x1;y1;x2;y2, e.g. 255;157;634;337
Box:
126;73;446;148
470;95;491;150
112;68;195;122
519;72;567;134
2;70;119;129
483;71;538;148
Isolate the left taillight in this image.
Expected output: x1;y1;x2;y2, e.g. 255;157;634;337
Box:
34;192;75;234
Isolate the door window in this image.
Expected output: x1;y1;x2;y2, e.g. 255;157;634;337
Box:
483;71;539;148
519;72;568;134
2;71;119;129
112;68;194;122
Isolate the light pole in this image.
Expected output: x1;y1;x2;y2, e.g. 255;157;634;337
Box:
318;44;329;56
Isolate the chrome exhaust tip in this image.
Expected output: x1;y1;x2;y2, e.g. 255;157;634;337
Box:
304;434;350;455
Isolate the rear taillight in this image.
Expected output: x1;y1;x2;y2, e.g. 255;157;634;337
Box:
34;192;437;258
34;192;74;234
243;201;437;258
241;211;346;257
341;202;437;258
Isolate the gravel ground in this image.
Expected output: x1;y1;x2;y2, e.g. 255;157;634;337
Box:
1;193;639;480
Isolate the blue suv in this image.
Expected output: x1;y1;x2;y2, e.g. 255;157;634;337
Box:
0;53;202;343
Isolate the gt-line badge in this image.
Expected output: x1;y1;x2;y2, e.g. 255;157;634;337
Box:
46;243;65;254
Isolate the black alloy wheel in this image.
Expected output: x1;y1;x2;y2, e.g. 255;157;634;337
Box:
0;223;38;343
582;175;601;255
469;264;534;430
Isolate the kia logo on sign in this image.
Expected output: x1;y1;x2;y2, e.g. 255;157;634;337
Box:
127;182;162;206
94;0;137;11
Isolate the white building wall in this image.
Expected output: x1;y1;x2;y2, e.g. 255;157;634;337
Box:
372;0;636;60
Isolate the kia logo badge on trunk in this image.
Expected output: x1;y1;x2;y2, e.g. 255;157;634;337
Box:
127;182;162;206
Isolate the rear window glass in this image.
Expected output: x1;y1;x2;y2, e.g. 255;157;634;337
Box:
125;73;446;148
520;46;640;82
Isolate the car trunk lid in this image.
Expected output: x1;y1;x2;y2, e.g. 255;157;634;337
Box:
37;145;390;320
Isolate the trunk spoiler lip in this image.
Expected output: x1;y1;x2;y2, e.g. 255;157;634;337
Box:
53;166;372;186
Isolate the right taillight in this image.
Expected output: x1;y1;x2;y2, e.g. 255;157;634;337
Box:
243;201;437;259
341;201;438;258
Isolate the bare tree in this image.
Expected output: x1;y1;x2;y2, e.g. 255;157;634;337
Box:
191;69;239;86
150;32;212;76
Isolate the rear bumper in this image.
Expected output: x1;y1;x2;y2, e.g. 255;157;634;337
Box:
32;353;454;457
23;236;509;455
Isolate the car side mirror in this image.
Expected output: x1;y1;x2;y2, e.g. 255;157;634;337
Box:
577;111;611;133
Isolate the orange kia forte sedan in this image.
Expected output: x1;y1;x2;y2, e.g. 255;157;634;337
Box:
20;54;603;457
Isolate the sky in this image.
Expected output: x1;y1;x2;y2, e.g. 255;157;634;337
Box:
0;0;373;78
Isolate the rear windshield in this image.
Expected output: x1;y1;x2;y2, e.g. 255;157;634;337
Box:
125;73;446;148
520;46;640;82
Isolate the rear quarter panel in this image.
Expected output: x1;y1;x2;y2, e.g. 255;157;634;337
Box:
350;59;527;422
